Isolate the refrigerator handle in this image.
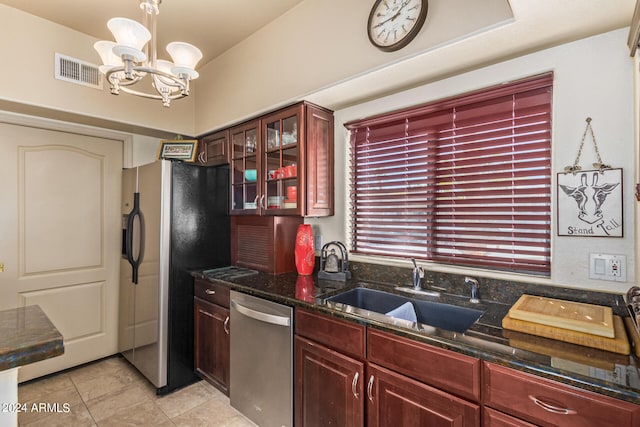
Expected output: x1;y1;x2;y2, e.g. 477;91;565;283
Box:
126;192;145;284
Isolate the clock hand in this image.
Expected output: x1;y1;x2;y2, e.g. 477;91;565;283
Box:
374;0;413;28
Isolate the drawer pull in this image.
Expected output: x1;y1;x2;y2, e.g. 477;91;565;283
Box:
351;372;359;399
205;289;216;295
224;316;230;335
199;309;214;318
367;375;375;402
528;395;577;415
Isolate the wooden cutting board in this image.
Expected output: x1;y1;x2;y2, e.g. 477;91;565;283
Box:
508;294;615;338
502;314;629;354
623;316;640;358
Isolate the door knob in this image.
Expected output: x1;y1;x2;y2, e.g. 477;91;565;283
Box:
0;262;4;272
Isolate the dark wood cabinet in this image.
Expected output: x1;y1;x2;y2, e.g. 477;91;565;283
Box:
367;363;479;427
295;336;364;427
193;279;230;394
295;309;479;427
230;215;302;274
483;362;640;427
197;129;229;166
229;101;334;217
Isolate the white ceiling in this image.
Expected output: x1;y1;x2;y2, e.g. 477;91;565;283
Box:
0;0;304;66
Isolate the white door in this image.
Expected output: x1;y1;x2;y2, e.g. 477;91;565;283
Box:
0;121;122;382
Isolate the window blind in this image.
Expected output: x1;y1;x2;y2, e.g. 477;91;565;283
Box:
346;73;552;275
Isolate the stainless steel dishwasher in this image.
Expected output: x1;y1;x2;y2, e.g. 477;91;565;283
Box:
230;290;293;427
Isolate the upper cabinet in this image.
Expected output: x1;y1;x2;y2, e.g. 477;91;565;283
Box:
197;129;230;166
229;101;334;217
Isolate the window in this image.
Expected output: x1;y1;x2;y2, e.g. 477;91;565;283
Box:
346;73;552;275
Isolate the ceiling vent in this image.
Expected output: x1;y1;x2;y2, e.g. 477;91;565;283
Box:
54;53;103;90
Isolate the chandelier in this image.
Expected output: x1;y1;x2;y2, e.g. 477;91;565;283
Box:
93;0;202;107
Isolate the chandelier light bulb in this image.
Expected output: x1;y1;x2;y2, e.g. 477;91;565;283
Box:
108;17;151;62
167;42;203;79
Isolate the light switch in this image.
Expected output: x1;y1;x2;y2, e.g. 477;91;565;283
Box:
594;258;606;275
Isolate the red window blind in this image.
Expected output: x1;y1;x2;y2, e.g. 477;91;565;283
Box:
346;73;552;275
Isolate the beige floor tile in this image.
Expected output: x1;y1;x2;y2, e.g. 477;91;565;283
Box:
171;398;251;427
85;383;152;422
156;381;217;419
97;400;172;427
19;401;95;427
18;384;84;426
18;372;75;403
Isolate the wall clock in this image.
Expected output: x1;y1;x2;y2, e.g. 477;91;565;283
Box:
367;0;428;52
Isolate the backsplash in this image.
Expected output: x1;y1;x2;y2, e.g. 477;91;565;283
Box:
348;261;627;315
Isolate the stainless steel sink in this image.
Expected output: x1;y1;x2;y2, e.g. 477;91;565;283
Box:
325;287;484;333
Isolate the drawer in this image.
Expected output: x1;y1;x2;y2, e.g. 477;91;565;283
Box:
295;308;366;360
483;407;538;427
483;362;640;427
367;328;481;402
194;279;230;307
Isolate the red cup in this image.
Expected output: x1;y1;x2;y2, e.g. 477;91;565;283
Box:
284;165;294;177
287;186;297;201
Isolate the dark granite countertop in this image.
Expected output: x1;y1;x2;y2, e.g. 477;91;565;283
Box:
0;305;64;371
192;269;640;405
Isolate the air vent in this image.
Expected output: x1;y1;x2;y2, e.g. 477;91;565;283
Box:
54;53;102;90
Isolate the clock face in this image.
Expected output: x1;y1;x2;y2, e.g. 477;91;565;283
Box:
368;0;428;52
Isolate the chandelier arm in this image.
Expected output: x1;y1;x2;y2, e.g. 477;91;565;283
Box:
105;66;191;98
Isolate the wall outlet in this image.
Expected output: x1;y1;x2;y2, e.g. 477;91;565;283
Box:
589;253;626;282
314;235;322;250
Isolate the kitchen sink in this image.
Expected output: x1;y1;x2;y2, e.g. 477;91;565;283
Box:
325;287;484;333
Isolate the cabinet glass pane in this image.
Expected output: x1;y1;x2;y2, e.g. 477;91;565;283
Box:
282;116;298;147
232;133;244;159
283;178;298;209
266;121;280;151
246;129;257;155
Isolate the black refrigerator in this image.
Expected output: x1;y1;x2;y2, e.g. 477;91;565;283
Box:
120;160;230;394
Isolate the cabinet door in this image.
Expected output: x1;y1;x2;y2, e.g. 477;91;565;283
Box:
199;130;229;166
230;120;260;214
303;105;334;216
295;336;364;427
367;363;480;427
194;297;230;394
262;104;302;215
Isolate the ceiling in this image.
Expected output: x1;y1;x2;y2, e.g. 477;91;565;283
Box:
0;0;304;66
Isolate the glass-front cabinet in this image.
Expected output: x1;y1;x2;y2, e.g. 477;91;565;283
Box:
229;101;334;217
230;120;260;213
263;106;301;214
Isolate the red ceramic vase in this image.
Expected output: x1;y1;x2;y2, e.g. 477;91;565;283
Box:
294;224;315;275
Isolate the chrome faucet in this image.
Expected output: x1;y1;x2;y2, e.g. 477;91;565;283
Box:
465;277;480;303
411;258;424;290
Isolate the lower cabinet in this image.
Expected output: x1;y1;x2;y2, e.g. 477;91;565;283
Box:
194;279;230;394
367;363;479;427
294;309;480;427
295;336;364;427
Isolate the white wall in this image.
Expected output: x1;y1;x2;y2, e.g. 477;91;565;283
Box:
309;28;635;294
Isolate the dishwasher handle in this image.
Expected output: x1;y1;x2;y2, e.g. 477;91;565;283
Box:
231;300;291;327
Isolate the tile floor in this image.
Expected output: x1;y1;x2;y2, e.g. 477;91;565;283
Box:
17;355;257;426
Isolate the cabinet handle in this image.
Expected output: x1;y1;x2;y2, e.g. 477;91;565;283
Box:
260;194;266;209
528;395;577;415
205;289;216;295
351;372;359;399
367;375;375;402
224;316;230;335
